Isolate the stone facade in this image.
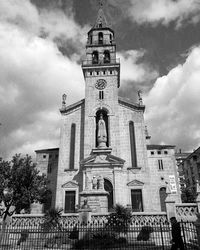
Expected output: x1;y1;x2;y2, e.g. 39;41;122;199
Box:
36;7;181;214
182;146;200;195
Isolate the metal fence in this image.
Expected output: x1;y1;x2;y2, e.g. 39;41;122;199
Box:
0;221;198;249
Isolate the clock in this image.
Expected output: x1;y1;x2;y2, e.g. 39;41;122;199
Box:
95;79;107;90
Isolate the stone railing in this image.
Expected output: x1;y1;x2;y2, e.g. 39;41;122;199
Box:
9;213;79;229
7;212;168;228
175;203;198;222
130;212;168;226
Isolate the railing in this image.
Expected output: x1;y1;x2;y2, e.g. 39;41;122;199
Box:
82;58;120;66
87;39;116;46
176;203;198;222
5;212;168;229
0;221;198;249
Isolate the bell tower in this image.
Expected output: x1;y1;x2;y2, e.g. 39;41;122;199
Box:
82;4;120;156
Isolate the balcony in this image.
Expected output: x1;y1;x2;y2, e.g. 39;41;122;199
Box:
87;39;116;46
82;58;120;67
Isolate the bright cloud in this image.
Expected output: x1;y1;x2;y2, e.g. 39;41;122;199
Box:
144;46;200;151
129;0;200;28
109;0;200;28
119;50;158;83
0;0;86;160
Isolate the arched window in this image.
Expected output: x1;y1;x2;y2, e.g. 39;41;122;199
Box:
104;179;113;211
69;123;76;170
104;50;110;63
129;121;137;168
98;32;103;44
92;51;99;64
159;187;167;211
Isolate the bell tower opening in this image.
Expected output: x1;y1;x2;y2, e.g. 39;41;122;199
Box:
92;51;99;64
98;32;103;44
95;109;109;148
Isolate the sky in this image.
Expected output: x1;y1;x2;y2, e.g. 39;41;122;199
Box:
1;0;200;160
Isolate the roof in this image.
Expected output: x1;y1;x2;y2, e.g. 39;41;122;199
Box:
175;152;191;159
94;6;108;29
35;148;59;153
147;144;175;150
118;96;145;111
60;99;85;114
182;146;200;162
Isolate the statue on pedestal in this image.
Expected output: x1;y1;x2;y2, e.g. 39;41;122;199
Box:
97;176;104;190
97;114;107;148
92;176;98;190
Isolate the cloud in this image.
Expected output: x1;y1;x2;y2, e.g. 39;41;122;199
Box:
119;50;158;83
108;0;200;28
129;0;200;28
144;45;200;151
0;0;86;160
118;50;159;100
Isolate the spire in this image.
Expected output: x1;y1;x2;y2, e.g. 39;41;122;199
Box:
94;0;108;29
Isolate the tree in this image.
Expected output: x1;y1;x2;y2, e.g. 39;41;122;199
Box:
0;154;51;244
181;186;196;203
0;154;51;216
106;204;132;235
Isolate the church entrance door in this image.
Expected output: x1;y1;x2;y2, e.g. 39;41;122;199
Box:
104;179;113;211
159;187;167;212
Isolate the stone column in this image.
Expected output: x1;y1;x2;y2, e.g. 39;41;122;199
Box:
165;184;176;220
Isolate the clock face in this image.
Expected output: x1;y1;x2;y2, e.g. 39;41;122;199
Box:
95;79;107;90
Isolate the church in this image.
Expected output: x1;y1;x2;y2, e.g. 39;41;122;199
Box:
35;6;181;214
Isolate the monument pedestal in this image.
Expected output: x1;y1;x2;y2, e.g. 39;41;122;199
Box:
80;190;108;213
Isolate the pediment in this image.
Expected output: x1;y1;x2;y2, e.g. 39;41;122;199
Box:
127;180;144;187
61;181;79;189
80;153;125;166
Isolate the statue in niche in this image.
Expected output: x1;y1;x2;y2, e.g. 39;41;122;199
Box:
97;176;104;190
97;113;107;148
92;176;98;190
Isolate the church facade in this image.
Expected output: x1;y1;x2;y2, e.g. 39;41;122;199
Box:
36;7;181;214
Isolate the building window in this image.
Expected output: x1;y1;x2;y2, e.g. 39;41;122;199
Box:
43;155;46;159
69;123;76;170
103;71;106;75
90;71;92;75
164;151;168;154
47;163;52;173
157;151;161;155
99;91;104;100
129;121;137;168
158;159;164;170
110;70;112;74
64;191;75;213
131;189;143;212
151;151;154;155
